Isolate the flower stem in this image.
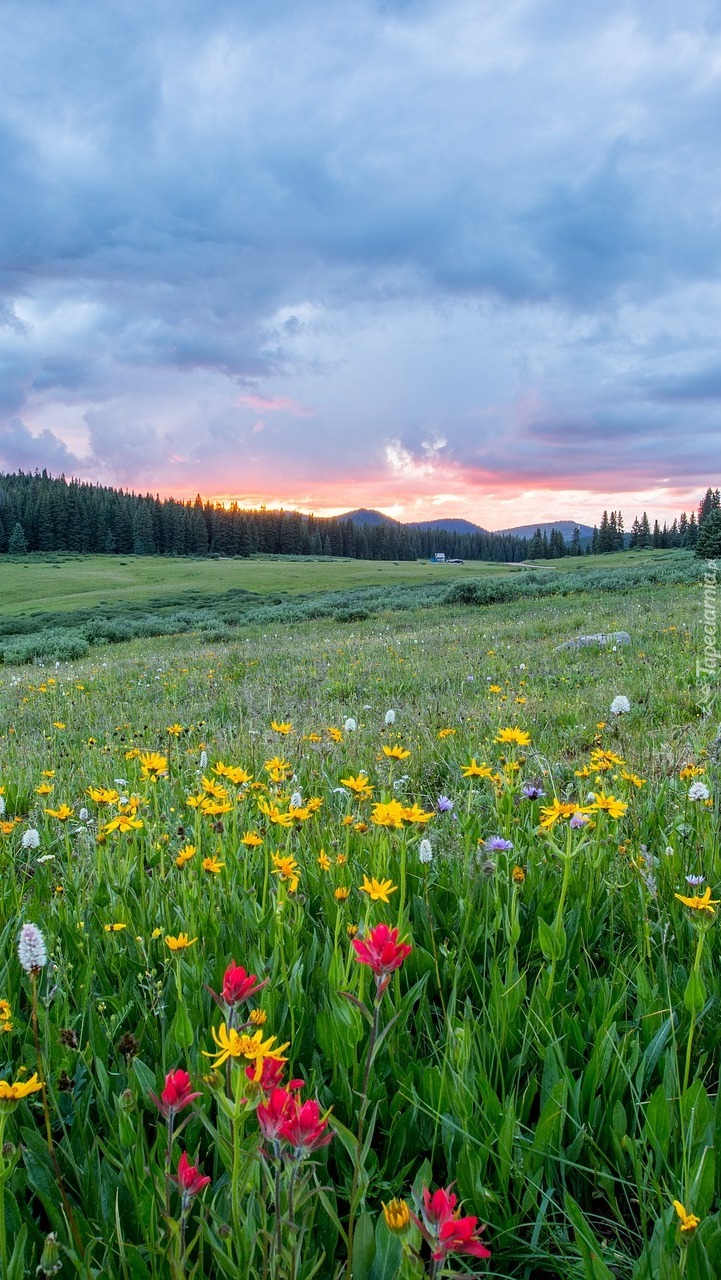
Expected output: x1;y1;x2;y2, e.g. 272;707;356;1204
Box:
346;989;382;1280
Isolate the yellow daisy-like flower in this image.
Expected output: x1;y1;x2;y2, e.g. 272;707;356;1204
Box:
202;856;224;874
52;722;66;730
270;721;293;735
512;866;526;884
334;886;350;901
104;923;127;932
220;765;253;786
166;724;184;736
35;782;53;796
382;744;411;761
102;815;144;836
340;773;374;799
257;798;293;828
674;887;719;915
359;876;397;903
0;1001;11;1022
200;776;228;800
327;727;343;742
166;933;198;951
45;804;74;822
317;851;332;871
620;771;645;788
460;759;495;779
175;844;197;867
437;728;456;739
241;831;263;847
203;1024;289;1073
370;800;407;829
249;1008;267;1026
402;803;435;825
495;727;531;747
383;1199;411;1233
86;786;120;805
263;754;293;776
271;854;300;893
138;752;168;781
589;748;625;770
538;799;588;830
590;792;628;820
0;1074;43;1105
673;1201;700;1234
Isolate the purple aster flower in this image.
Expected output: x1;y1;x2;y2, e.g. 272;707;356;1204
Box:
485;836;513;852
685;874;706;886
436;795;454;812
522;783;545;800
570;812;589;829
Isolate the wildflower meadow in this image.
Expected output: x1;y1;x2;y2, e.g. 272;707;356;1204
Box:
0;572;719;1278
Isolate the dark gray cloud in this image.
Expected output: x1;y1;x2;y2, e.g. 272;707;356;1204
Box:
0;0;718;515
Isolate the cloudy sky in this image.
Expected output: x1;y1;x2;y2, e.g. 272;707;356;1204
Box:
1;0;719;529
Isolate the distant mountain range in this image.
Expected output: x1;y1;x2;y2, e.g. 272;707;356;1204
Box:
339;509;594;540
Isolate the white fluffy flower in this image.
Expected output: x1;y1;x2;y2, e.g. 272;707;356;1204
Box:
344;717;357;732
610;696;631;716
0;797;5;816
384;709;396;725
418;839;434;864
290;790;303;809
199;750;208;770
21;828;40;849
18;923;48;973
688;781;710;802
78;807;90;822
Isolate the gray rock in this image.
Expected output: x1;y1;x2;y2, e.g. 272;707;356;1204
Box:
555;631;631;652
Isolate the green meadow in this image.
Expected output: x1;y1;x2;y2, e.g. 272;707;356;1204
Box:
0;555;718;1278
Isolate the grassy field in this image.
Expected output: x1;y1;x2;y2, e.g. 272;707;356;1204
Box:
0;572;718;1278
0;549;674;615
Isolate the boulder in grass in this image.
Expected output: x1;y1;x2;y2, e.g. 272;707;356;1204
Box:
555;631;631;652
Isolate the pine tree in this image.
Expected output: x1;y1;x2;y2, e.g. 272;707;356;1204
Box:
8;521;27;553
696;507;721;557
527;528;544;559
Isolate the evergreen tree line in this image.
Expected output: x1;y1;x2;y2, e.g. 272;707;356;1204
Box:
592;489;721;552
0;471;532;562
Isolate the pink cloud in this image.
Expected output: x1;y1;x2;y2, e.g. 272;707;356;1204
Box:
238;394;315;418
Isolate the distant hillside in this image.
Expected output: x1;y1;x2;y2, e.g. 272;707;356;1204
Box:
339;508;399;527
494;521;594;540
340;511;488;535
407;517;488;535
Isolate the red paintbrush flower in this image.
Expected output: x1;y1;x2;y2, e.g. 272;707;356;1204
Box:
351;923;412;992
257;1087;296;1141
149;1068;201;1118
434;1216;491;1262
278;1097;334;1156
173;1151;211;1199
221;962;266;1007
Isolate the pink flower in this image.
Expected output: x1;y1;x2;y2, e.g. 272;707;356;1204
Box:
149;1069;201;1118
257;1088;295;1141
221;962;265;1007
173;1151;211;1199
279;1097;334;1156
434;1216;491;1262
351;924;412;992
415;1185;491;1264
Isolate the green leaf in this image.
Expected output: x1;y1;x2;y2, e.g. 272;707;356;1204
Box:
538;916;566;962
6;1224;27;1280
352;1212;376;1280
170;1001;194;1049
564;1193;617;1280
685;969;706;1015
369;1215;402;1280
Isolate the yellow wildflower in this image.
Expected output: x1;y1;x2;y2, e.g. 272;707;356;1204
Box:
673;1201;700;1234
590;792;628;819
359;876;397;903
0;1074;43;1105
203;1024;289;1073
461;760;495;779
334;886;350;901
45;805;74;822
104;923;127;932
175;844;197;867
495;727;530;746
437;728;456;738
270;721;293;735
166;933;198;951
370;800;407;829
340;774;374;799
241;831;263;847
102;815;144;835
138;752;168;781
382;744;411;761
674;887;719;915
402;803;435;825
317;851;332;871
271;854;300;892
202;856;224;874
383;1200;411;1233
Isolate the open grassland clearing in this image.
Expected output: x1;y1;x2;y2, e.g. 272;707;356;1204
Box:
0;575;719;1278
